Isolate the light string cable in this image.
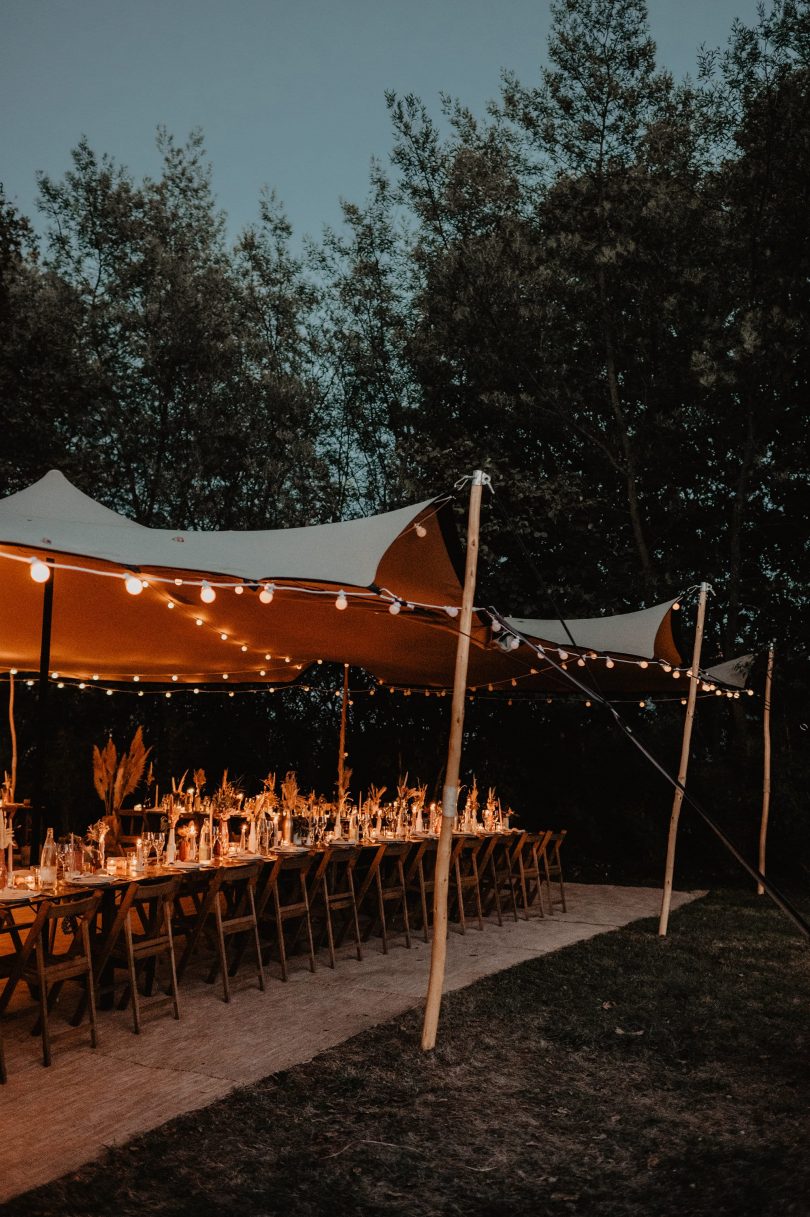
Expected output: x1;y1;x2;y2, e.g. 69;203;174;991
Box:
489;606;810;942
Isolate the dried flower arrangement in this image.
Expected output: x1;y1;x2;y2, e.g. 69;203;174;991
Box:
92;726;151;845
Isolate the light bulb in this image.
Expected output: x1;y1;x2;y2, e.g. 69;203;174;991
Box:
585;700;592;708
124;574;144;596
222;673;229;680
336;590;348;610
106;689;113;697
491;619;502;633
234;584;244;595
558;650;569;661
171;674;178;682
662;663;672;672
673;671;680;679
174;578;183;586
639;700;646;708
259;582;275;605
605;658;615;669
508;636;520;651
29;558;51;583
389;600;401;615
229;691;234;698
241;644;248;652
195;618;203;626
220;633;228;641
415;523;427;538
200;581;216;604
639;660;649;669
133;675;140;683
78;682;86;689
260;669;266;676
165;691;171;699
445;605;459;618
673;602;681;611
194;687;200;694
577;657;586;667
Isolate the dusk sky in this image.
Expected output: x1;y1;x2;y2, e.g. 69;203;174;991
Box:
2;1;759;245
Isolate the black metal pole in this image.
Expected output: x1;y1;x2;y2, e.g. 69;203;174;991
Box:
30;562;54;859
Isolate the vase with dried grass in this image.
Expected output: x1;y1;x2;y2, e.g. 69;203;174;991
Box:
92;726;151;853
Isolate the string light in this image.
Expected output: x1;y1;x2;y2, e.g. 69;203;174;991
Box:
415;523;427;538
605;658;615;669
234;585;244;596
259;582;275;605
444;606;459;618
388;600;401;615
220;633;228;641
195;618;203;626
133;675;140;683
167;600;175;609
124;574;144;596
200;581;216;604
174;578;183;586
336;590;348;611
29;557;51;583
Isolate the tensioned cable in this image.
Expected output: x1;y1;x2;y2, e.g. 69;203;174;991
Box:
489;606;810;942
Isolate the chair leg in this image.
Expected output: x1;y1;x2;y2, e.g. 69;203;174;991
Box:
418;862;429;943
349;871;363;961
249;889;265;993
472;856;484;931
274;888;289;981
489;855;503;926
124;921;142;1034
454;858;466;934
376;871;388;955
165;916;181;1021
35;940;52;1068
83;921;99;1050
517;857;530;920
324;894;337;969
214;900;230;1003
398;859;412;948
302;877;317;974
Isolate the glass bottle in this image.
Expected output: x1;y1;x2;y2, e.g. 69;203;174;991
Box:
198;819;211;862
39;827;58;887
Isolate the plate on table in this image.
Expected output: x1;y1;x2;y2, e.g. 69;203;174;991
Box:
0;887;33;902
72;874;117;886
274;844;310;855
171;860;213;870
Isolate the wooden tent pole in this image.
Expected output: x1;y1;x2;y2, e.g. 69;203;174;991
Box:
421;469;485;1051
756;644;774;896
8;669;17;800
337;663;349;795
30;563;55;859
658;581;709;937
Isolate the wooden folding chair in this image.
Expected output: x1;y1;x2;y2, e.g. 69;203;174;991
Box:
404;839;436;942
177;863;265;1002
452;835;485;933
309;847;363;968
259;853;317;980
511;831;551;919
11;891;102;1068
107;875;181;1032
482;834;520;925
357;842;411;953
542;829;568;913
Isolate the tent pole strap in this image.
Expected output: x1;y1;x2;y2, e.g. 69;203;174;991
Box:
31;562;55;860
658;581;708;936
757;643;774;896
421;470;485;1051
337;663;349;796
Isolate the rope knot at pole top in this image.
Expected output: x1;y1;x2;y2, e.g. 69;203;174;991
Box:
454;471;493;493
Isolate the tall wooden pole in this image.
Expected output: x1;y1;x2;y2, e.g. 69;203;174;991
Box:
337;662;349;795
658;581;709;937
8;669;17;801
421;469;486;1051
31;563;55;859
756;644;774;896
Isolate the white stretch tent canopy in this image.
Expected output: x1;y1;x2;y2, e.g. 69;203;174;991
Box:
0;471;708;694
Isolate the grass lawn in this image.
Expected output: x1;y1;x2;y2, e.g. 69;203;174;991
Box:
3;888;808;1217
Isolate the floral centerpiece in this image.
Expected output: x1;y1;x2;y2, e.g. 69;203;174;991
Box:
92;726;151;852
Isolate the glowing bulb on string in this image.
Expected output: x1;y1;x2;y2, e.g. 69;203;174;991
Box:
138;690;144;697
194;687;200;694
171;674;178;682
29;558;51;583
415;523;427;538
662;663;672;672
389;600;401;615
241;645;248;652
165;691;171;699
79;682;86;689
585;700;592;708
747;689;755;697
260;669;266;677
229;691;234;698
335;590;348;610
639;700;646;708
558;650;569;661
639;660;648;669
672;602;681;611
672;670;680;679
51;671;59;679
196;618;203;626
234;584;244;595
124;574;144;596
605;658;615;669
106;689;113;697
92;674;98;681
220;633;228;641
259;583;275;605
681;697;687;706
490;619;502;633
577;657;586;667
222;673;229;680
200;581;216;604
133;675;140;683
445;605;459;618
